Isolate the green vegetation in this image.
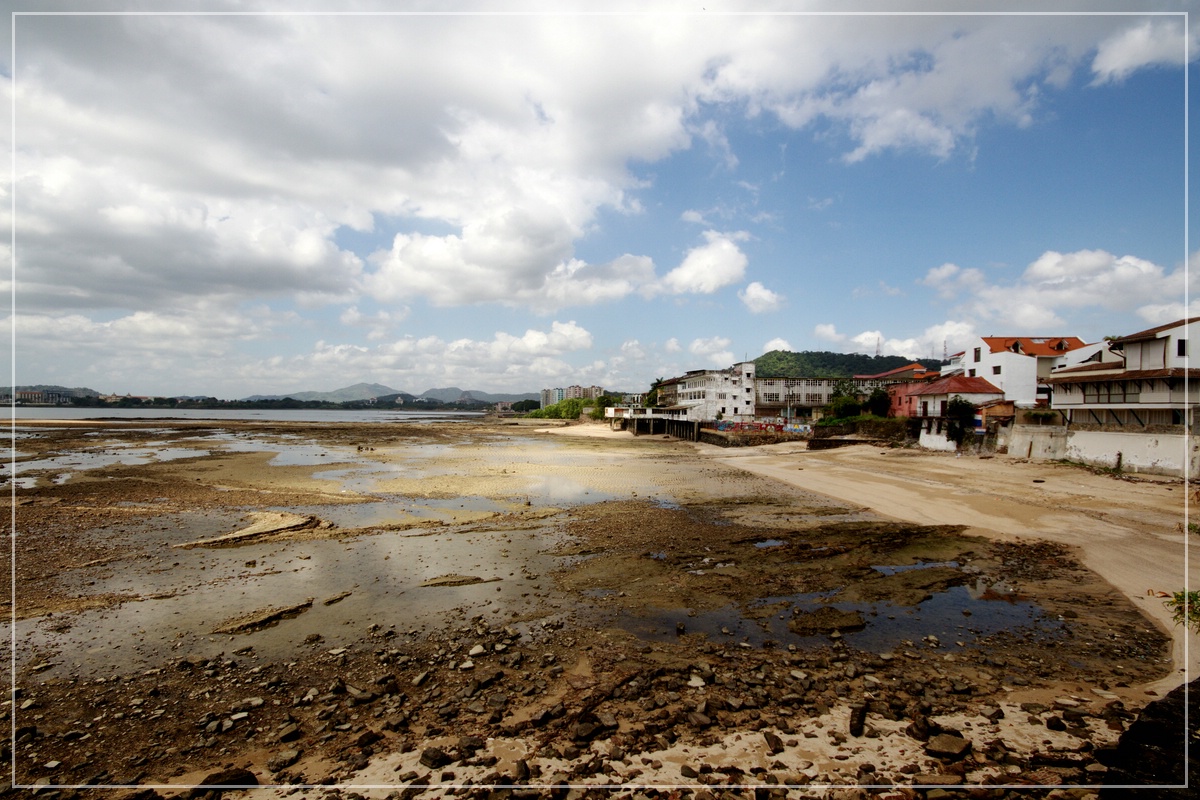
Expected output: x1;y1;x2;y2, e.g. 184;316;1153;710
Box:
511;399;540;413
755;349;942;379
866;387;890;417
944;395;977;446
526;397;586;420
1162;590;1200;633
816;412;885;427
826;395;862;420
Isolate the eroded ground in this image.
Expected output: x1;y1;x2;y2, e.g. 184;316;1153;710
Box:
1;419;1178;797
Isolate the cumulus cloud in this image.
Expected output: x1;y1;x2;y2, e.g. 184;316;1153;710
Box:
925;249;1190;331
738;281;785;313
764;337;793;352
688;336;734;367
813;323;845;343
811;320;976;362
9;13;1189;395
659;231;749;295
1091;19;1193;84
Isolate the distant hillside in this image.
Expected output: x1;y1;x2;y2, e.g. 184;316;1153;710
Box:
420;387;540;404
243;382;401;403
3;384;99;397
754;350;945;379
241;383;539;404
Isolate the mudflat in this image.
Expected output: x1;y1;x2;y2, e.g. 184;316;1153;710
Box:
5;418;1191;794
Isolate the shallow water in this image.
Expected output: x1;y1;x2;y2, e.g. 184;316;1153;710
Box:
618;574;1063;653
14;513;572;678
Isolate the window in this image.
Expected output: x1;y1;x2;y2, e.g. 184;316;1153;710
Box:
968;369;976;377
1178;339;1187;357
973;347;981;362
992;366;1001;375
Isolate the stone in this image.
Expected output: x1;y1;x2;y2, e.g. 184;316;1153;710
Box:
925;733;971;759
266;749;301;772
190;767;258;795
763;730;785;755
849;703;867;737
276;723;301;743
420;747;452;769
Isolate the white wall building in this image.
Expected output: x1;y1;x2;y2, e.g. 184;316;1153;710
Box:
657;361;757;422
942;335;1105;406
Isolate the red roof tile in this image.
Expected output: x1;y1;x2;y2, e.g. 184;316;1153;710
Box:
980;336;1088;356
911;375;1003;396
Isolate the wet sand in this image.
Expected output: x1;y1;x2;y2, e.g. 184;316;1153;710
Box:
4;417;1189;795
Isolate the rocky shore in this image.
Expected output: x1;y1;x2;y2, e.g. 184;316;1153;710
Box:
4;419;1190;798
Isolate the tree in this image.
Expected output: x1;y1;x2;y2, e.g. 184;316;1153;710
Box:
944;395;977;446
866;387;890;417
512;399;540;412
826;395;861;420
830;379;858;400
644;377;665;407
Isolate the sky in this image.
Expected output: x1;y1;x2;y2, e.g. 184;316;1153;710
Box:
4;2;1198;399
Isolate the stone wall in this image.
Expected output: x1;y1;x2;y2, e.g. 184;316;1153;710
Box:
1006;424;1198;479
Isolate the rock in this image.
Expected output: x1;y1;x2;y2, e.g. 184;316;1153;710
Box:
763;730;785;755
1099;676;1200;797
849;703;867;737
276;723;301;743
267;749;301;772
189;767;258;795
787;606;866;636
420;746;453;769
925;733;971;759
1046;716;1067;731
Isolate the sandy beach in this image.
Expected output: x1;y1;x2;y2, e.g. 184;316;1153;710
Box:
4;417;1191;796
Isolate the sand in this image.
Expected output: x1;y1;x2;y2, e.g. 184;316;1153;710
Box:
5;417;1191;795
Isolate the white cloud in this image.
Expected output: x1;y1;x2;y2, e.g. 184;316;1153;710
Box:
659;231;749;295
813;323;845;343
1091;19;1192;84
339;305;409;341
664;338;682;353
688;336;734;367
764;337;793;352
738;281;785;313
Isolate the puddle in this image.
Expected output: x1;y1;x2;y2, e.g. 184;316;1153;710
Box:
2;443;211;482
617;576;1064;654
755;539;787;549
14;513;572;679
872;561;958;575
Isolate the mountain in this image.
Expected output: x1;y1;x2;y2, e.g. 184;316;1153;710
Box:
242;382;401;403
3;384;100;397
419;387;540;404
754;350;945;379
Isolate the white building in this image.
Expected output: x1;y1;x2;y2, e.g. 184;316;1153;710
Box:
1009;318;1200;478
942;335;1103;406
1045;317;1199;429
657;361;757;422
754;376;886;420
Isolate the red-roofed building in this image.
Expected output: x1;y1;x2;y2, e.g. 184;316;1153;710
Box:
853;362;939;383
911;376;1004;419
941;335;1110;406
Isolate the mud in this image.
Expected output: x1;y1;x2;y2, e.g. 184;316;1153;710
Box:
2;418;1181;796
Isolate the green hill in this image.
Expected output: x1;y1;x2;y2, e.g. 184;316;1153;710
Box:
754;350;944;379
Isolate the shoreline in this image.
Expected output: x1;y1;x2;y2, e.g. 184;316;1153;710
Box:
6;419;1189;794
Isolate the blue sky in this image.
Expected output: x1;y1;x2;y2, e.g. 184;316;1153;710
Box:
4;4;1196;398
